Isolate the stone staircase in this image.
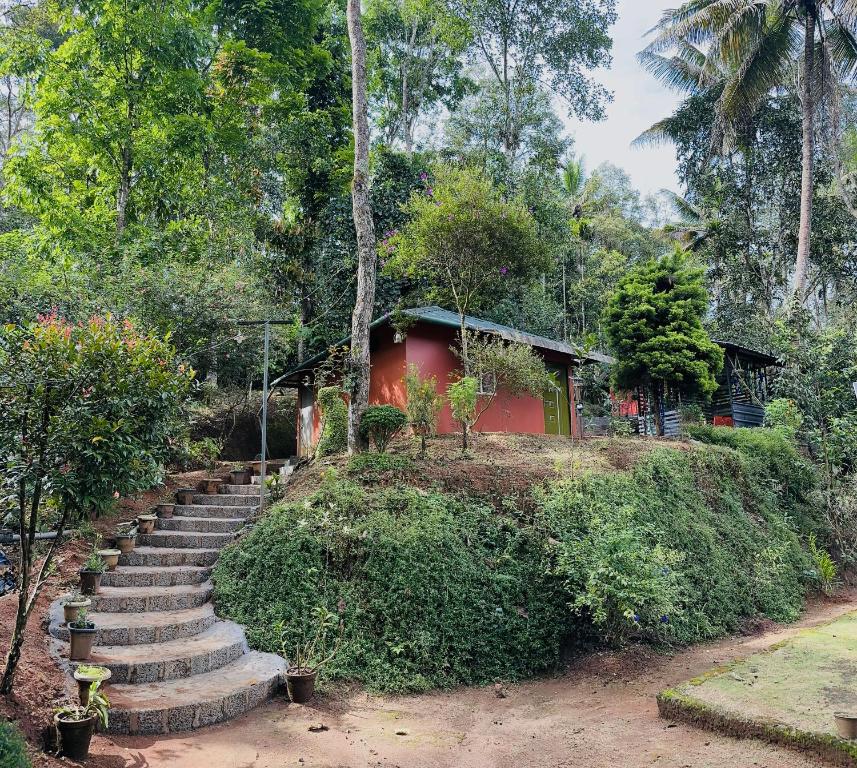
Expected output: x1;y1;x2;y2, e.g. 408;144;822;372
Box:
49;484;287;735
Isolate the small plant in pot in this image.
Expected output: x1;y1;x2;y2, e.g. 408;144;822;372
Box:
136;514;157;535
229;464;250;485
200;477;222;494
175;487;195;505
276;606;344;704
156;500;175;518
78;549;106;595
62;591;91;625
54;681;109;761
97;547;121;571
68;608;97;661
73;664;112;706
114;522;138;554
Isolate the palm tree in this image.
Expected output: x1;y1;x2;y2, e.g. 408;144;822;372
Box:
642;1;857;303
660;189;722;252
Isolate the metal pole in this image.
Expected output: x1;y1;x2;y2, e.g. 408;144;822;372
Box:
260;321;270;514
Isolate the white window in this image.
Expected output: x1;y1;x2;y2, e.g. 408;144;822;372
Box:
477;371;496;395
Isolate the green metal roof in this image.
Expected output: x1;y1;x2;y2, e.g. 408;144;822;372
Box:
278;306;614;384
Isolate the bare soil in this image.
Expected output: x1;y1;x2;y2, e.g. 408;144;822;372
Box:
81;588;857;768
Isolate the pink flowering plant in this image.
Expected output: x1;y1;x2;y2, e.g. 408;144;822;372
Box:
0;312;193;692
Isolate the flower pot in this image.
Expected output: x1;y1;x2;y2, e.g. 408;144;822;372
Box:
55;712;97;761
68;622;97;661
73;666;111;706
78;569;103;596
201;478;222;494
156;503;174;518
176;488;195;505
63;598;91;625
835;713;857;740
98;549;120;571
230;469;250;485
285;668;317;704
114;534;136;554
137;515;156;534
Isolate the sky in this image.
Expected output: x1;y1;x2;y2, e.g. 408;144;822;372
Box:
563;0;682;197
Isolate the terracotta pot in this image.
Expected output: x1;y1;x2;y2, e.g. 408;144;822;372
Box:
73;666;111;706
68;623;96;661
285;668;317;704
835;713;857;740
78;570;102;596
175;488;195;505
115;534;136;554
55;712;97;761
137;515;156;534
201;478;222;494
156;503;175;518
63;599;91;625
98;549;120;571
230;469;250;485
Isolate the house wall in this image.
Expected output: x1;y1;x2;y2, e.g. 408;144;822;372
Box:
369;325;408;409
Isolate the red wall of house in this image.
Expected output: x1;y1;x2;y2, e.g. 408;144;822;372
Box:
404;323;553;435
369;325;407;409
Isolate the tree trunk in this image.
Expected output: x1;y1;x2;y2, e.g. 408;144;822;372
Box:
346;0;377;453
793;9;816;303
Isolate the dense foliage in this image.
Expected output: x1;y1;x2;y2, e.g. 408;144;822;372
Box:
214;431;821;692
0;720;30;768
359;405;407;452
316;386;348;458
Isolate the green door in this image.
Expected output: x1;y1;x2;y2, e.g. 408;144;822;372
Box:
543;364;571;436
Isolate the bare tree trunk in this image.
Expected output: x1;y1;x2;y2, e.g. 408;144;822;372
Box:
793;9;816;303
346;0;377;453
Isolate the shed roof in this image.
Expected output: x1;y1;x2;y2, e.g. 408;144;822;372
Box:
279;305;614;384
712;339;780;367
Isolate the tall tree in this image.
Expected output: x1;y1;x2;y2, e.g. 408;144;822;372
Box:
645;1;857;303
443;0;615;163
346;0;377;452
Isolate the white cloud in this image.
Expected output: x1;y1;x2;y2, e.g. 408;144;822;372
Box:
560;0;682;196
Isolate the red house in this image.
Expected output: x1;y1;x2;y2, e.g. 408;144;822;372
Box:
281;306;612;457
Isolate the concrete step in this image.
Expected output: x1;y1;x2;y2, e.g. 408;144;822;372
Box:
157;516;246;534
89;582;213;613
192;494;261;507
89;621;247;684
50;602;216;646
172;504;257;518
102;565;211;588
137;531;235;550
119;547;220;568
107;651;287;735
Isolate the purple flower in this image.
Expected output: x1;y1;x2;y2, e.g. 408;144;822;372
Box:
632;613;640;623
660;615;669;623
500;267;508;276
426;187;433;196
419;171;428;181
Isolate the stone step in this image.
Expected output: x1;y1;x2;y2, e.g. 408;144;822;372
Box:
102;565;211;588
192;494;261;507
157;516;246;534
89;582;213;613
221;484;261;496
137;531;235;550
119;547;220;568
50;602;216;646
88;621;247;684
107;651;287;735
172;504;257;518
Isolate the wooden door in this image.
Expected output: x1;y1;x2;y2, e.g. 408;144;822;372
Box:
543;364;571;436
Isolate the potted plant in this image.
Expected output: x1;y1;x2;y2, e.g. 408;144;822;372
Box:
72;664;112;705
200;477;222;494
114;522;138;554
98;547;121;571
835;712;857;740
78;549;106;595
276;607;344;704
68;608;97;661
54;681;109;761
229;464;250;485
156;501;175;518
136;514;157;534
62;592;91;625
175;487;195;505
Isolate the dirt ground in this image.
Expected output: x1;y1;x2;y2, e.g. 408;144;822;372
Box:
75;588;857;768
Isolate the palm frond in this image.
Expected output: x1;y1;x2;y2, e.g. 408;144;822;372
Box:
638;49;709;92
632;116;684;147
823;17;857;80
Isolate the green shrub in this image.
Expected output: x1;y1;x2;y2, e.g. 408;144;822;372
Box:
346;452;413;481
0;720;31;768
316;387;347;458
404;365;444;455
764;398;804;437
171;437;222;472
213;481;570;693
359;405;407;453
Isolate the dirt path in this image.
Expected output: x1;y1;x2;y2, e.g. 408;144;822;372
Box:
85;589;857;768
